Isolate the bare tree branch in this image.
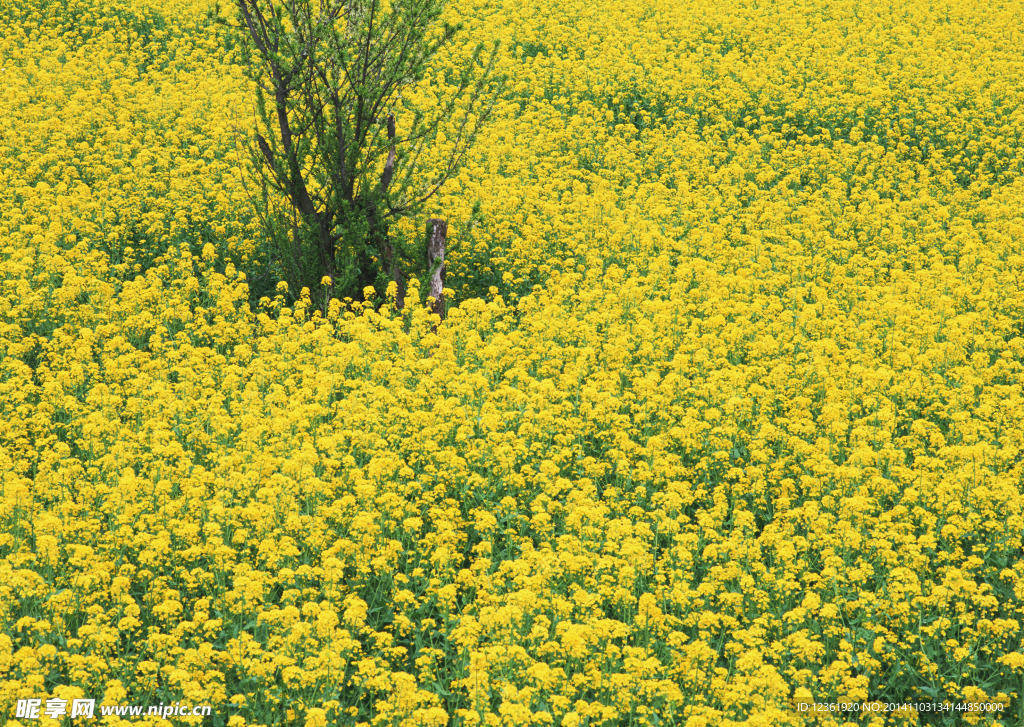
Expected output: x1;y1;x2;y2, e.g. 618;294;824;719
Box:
379;114;396;194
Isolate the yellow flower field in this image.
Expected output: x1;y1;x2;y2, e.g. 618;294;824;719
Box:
2;0;1024;725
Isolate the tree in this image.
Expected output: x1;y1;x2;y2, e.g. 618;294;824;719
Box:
229;0;500;310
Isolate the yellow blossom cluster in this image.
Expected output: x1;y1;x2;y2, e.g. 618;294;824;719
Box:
2;0;1024;725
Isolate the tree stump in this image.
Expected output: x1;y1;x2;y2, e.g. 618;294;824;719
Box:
426;219;447;324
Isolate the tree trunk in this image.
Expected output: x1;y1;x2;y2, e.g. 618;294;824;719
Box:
390;253;406;311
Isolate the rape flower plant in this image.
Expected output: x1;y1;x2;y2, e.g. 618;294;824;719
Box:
1;0;1023;725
